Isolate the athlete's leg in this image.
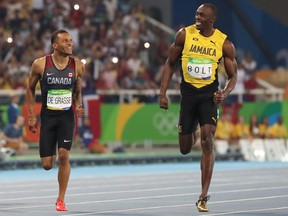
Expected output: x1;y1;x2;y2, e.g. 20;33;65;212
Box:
41;156;56;170
56;110;74;202
39;112;57;170
199;124;216;199
178;129;199;155
57;148;70;201
178;95;198;155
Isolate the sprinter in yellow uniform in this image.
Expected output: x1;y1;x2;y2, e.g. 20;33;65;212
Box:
159;3;237;212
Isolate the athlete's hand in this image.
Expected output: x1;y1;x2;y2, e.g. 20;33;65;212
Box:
159;95;169;111
213;90;226;104
75;105;84;117
28;117;38;134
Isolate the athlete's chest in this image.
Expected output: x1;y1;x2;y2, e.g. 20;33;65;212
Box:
43;68;76;86
184;36;222;59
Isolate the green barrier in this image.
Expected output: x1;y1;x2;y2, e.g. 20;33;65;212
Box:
238;101;282;123
1;101;287;145
99;101;288;144
100;103;179;144
0;105;8;126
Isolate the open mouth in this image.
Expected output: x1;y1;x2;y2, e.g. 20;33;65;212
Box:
195;21;202;27
65;47;72;52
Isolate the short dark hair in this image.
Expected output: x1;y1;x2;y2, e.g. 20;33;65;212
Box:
202;3;218;17
51;29;68;45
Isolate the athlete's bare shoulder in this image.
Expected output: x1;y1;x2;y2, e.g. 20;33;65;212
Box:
175;27;186;45
33;56;46;66
74;58;85;78
31;56;46;76
223;39;236;58
74;58;83;66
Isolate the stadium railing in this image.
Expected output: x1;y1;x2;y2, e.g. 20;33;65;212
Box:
0;84;284;104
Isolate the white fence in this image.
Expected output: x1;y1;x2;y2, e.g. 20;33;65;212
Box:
0;82;284;104
215;138;288;162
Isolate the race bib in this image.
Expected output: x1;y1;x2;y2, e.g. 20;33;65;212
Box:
187;58;213;80
47;89;72;110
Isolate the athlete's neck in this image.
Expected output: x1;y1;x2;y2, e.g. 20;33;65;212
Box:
199;28;215;37
52;53;69;66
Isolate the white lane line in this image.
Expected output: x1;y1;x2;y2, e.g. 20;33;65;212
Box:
1;190;288;211
1;178;288;201
63;203;194;216
1;168;287;190
1;178;288;199
0;193;194;210
63;195;288;216
0;173;193;189
0;186;194;202
202;206;288;216
0;179;194;195
61;196;288;216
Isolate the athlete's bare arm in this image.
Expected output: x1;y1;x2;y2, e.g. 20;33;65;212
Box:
213;39;237;104
74;59;84;117
25;57;45;133
159;28;185;111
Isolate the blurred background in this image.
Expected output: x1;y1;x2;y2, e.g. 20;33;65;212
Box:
1;0;288;168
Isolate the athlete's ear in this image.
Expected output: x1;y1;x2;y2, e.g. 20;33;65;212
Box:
52;42;57;50
211;16;216;23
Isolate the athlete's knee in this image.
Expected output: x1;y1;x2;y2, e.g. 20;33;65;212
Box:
179;140;191;155
42;161;54;170
58;149;70;165
201;135;214;153
180;147;191;155
41;156;55;170
179;134;194;155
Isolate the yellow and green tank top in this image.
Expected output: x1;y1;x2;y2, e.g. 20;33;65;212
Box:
180;24;227;95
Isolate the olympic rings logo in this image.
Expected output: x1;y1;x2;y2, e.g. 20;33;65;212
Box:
152;112;178;136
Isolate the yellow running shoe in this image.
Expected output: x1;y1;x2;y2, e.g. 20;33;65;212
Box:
195;195;210;212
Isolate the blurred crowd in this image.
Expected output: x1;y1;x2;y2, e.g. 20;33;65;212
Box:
0;0;180;103
0;0;263;104
219;50;261;104
215;113;288;146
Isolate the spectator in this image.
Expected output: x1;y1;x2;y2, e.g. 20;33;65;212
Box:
259;116;271;139
231;61;246;103
103;0;118;24
132;63;157;103
269;115;287;139
244;72;258;102
118;0;131;14
0;115;29;155
215;113;234;141
232;115;250;139
126;49;142;77
0;72;13;89
82;65;96;95
241;51;257;75
122;5;140;31
249;114;260;138
78;117;109;154
95;59;119;103
69;3;84;28
7;94;20;124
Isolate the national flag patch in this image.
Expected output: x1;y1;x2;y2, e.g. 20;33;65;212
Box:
69;73;73;77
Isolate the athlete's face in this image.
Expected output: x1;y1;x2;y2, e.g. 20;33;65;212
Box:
195;5;215;32
54;33;73;56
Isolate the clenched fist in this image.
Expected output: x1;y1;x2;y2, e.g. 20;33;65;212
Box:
213;90;226;104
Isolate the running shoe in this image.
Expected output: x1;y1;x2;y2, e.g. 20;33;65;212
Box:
195;195;210;212
56;199;67;211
